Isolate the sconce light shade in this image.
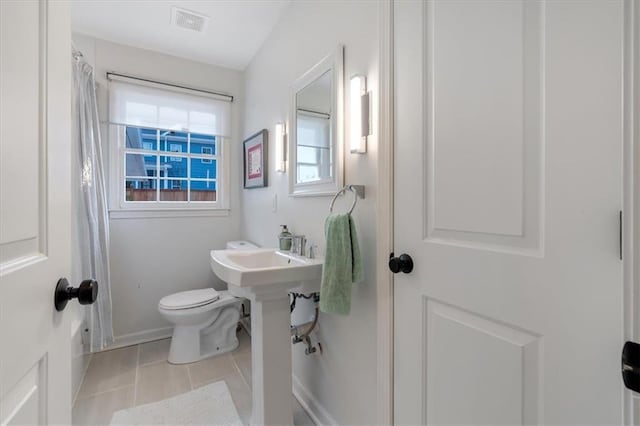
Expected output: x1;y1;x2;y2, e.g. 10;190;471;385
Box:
350;75;370;154
275;122;286;172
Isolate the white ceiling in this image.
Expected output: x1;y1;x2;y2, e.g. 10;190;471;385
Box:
71;0;291;70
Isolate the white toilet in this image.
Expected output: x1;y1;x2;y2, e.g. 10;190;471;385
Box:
158;240;257;364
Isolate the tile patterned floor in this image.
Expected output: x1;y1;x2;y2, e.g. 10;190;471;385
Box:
73;330;314;425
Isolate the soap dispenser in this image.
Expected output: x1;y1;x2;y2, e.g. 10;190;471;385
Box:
279;225;292;250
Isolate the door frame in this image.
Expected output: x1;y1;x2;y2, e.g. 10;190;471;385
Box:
376;1;394;424
623;0;640;424
375;1;640;424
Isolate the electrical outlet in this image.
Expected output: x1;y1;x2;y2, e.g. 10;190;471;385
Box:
272;193;277;212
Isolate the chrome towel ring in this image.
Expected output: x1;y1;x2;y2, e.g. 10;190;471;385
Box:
329;185;365;214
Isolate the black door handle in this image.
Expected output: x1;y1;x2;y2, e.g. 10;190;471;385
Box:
389;253;414;274
54;278;98;311
622;341;640;392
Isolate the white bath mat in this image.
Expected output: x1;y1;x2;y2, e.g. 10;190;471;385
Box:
110;381;243;426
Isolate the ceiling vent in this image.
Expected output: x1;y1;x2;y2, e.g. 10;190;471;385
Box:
171;7;209;33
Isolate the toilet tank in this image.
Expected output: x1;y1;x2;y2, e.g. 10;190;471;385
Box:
226;240;258;250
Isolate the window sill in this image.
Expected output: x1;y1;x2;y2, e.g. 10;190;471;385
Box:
109;208;231;220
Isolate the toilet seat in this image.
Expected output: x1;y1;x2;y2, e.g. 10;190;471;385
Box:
159;288;220;310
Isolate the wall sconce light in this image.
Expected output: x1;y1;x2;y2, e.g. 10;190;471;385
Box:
275;122;287;173
349;75;370;154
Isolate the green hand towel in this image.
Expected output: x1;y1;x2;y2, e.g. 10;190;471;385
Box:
320;213;363;315
349;215;364;284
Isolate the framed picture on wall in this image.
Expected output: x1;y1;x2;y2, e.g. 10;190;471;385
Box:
243;129;268;189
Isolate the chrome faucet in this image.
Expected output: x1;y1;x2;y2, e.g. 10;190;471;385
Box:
290;235;306;256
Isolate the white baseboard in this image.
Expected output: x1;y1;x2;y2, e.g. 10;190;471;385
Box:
292;374;337;426
109;327;173;350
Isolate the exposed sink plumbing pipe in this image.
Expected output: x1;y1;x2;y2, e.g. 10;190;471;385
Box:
289;292;320;355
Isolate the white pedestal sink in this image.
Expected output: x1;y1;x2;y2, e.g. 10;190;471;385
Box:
210;249;322;426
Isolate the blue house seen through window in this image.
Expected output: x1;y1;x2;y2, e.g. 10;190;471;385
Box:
124;126;218;202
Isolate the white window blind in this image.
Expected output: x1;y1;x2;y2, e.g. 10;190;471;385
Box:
109;79;231;137
297;112;330;148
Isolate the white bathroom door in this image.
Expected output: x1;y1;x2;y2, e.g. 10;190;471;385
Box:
393;1;627;424
0;1;72;424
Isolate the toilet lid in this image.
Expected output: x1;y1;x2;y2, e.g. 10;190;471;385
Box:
159;288;220;310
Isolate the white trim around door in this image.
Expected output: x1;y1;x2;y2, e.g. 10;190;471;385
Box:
376;1;394;425
623;0;640;424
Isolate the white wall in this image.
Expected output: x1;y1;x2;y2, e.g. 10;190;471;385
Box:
240;2;379;424
72;34;244;344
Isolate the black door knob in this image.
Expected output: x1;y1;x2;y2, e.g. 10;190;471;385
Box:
622;341;640;392
389;253;414;274
54;278;98;311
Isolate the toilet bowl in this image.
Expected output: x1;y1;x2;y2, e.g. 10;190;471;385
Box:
158;241;256;364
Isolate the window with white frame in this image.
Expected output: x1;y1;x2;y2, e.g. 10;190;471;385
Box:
107;75;231;210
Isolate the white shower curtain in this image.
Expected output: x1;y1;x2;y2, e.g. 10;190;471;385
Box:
73;52;114;352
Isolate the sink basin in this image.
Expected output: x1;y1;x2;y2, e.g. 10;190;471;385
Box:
210;248;323;288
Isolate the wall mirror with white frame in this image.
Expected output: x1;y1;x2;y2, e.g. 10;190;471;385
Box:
289;45;344;196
